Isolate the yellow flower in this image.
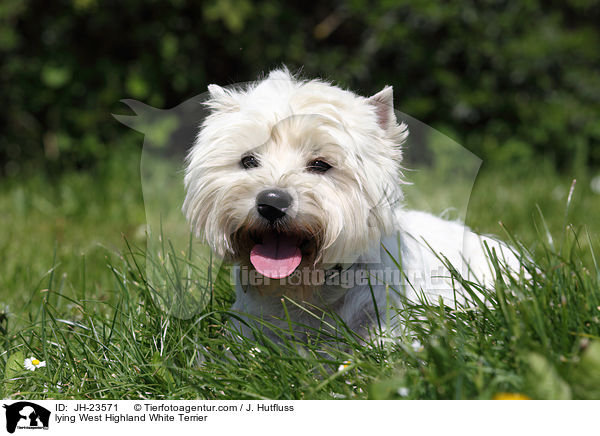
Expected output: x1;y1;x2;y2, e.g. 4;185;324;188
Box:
493;392;531;400
24;356;46;371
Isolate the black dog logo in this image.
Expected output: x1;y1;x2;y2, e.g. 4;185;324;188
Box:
3;402;50;433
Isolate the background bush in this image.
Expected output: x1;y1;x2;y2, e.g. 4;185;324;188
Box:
1;0;599;177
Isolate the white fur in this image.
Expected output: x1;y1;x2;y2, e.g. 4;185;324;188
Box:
183;68;521;341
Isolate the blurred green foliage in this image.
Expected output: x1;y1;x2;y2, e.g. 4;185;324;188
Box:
1;0;599;176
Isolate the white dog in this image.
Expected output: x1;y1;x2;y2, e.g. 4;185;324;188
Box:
183;69;520;341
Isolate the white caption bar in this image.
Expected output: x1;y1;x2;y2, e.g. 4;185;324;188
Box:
0;400;596;435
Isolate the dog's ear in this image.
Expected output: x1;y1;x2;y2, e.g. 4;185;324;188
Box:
368;86;408;144
206;84;240;112
368;86;396;131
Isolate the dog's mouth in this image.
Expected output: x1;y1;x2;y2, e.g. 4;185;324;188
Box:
250;232;302;279
231;225;321;280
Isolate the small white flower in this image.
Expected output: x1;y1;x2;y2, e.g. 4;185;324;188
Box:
24;356;46;371
411;340;424;353
248;347;262;358
397;387;410;397
337;360;351;372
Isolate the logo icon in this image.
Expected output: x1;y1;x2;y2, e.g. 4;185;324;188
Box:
3;402;50;434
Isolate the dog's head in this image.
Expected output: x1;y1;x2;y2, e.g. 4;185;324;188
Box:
183;69;407;291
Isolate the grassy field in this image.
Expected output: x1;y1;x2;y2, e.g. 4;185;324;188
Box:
1;150;600;400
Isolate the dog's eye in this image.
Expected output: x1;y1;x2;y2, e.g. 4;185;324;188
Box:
241;155;260;169
306;159;332;173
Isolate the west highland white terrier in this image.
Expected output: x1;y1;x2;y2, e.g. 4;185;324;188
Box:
183;69;520;341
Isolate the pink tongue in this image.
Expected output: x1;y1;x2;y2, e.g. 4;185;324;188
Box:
250;233;302;279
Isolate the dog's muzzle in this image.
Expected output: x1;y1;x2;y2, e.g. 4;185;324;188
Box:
250;189;301;279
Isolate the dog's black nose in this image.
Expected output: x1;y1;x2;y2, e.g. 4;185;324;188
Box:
256;189;293;222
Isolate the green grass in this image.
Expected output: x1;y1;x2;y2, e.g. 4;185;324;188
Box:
2;152;600;399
